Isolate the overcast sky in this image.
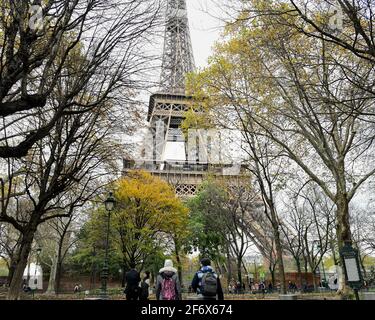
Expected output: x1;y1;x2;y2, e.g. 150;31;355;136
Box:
186;0;225;68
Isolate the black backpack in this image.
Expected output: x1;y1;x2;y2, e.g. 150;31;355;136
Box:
124;269;141;295
200;272;217;297
139;281;149;300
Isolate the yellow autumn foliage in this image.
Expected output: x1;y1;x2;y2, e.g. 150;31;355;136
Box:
113;170;189;237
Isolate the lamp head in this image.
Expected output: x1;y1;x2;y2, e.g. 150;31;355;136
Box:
105;192;116;212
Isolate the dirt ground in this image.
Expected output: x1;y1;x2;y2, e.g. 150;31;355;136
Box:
0;291;341;300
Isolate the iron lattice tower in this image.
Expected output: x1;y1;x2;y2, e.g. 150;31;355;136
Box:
124;0;246;197
146;0;196;164
160;0;195;94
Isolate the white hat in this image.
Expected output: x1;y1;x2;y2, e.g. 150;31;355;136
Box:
159;259;177;274
164;259;174;268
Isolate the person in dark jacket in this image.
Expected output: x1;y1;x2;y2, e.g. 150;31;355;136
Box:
124;263;141;300
191;258;224;300
268;282;273;293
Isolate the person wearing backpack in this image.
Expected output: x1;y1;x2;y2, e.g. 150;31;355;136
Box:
156;259;182;300
124;263;141;300
191;258;224;300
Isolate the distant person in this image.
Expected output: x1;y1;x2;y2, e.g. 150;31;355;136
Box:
251;283;256;293
228;284;233;294
288;281;297;293
139;271;151;301
191;258;224;300
235;281;241;294
364;280;369;291
156;260;181;300
124;263;141;300
259;281;265;298
228;278;236;294
74;283;81;293
268;282;273;293
254;282;259;291
22;279;27;290
22;279;31;293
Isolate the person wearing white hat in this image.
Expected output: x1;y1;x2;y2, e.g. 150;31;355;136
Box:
156;259;182;300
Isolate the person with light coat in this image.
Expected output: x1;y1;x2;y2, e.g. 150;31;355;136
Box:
156;259;182;300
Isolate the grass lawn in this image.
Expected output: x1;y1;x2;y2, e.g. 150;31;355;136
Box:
0;265;9;277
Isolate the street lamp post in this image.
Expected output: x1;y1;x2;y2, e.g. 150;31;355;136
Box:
340;241;363;300
100;192;116;300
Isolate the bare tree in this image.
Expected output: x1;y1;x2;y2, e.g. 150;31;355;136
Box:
1;102;120;299
188;6;375;294
0;0;165;300
280;197;308;288
287;0;375;63
0;0;162;158
34;208;81;295
221;184;255;287
0;222;21;282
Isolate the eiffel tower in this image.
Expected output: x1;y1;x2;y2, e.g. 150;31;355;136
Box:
124;0;245;197
148;0;195;164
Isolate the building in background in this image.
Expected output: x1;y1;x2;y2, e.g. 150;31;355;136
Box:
23;263;43;290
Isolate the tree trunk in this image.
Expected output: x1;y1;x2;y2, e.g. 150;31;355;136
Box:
6;256;17;286
55;231;69;294
176;252;183;286
312;271;317;291
303;257;309;286
296;260;303;289
55;223;72;294
215;263;223;275
336;194;352;248
336;193;352;298
46;256;58;294
237;257;242;286
359;255;367;279
7;228;36;300
54;238;64;295
226;246;232;282
331;238;338;265
269;266;275;287
55;261;63;294
174;239;183;285
272;220;286;294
